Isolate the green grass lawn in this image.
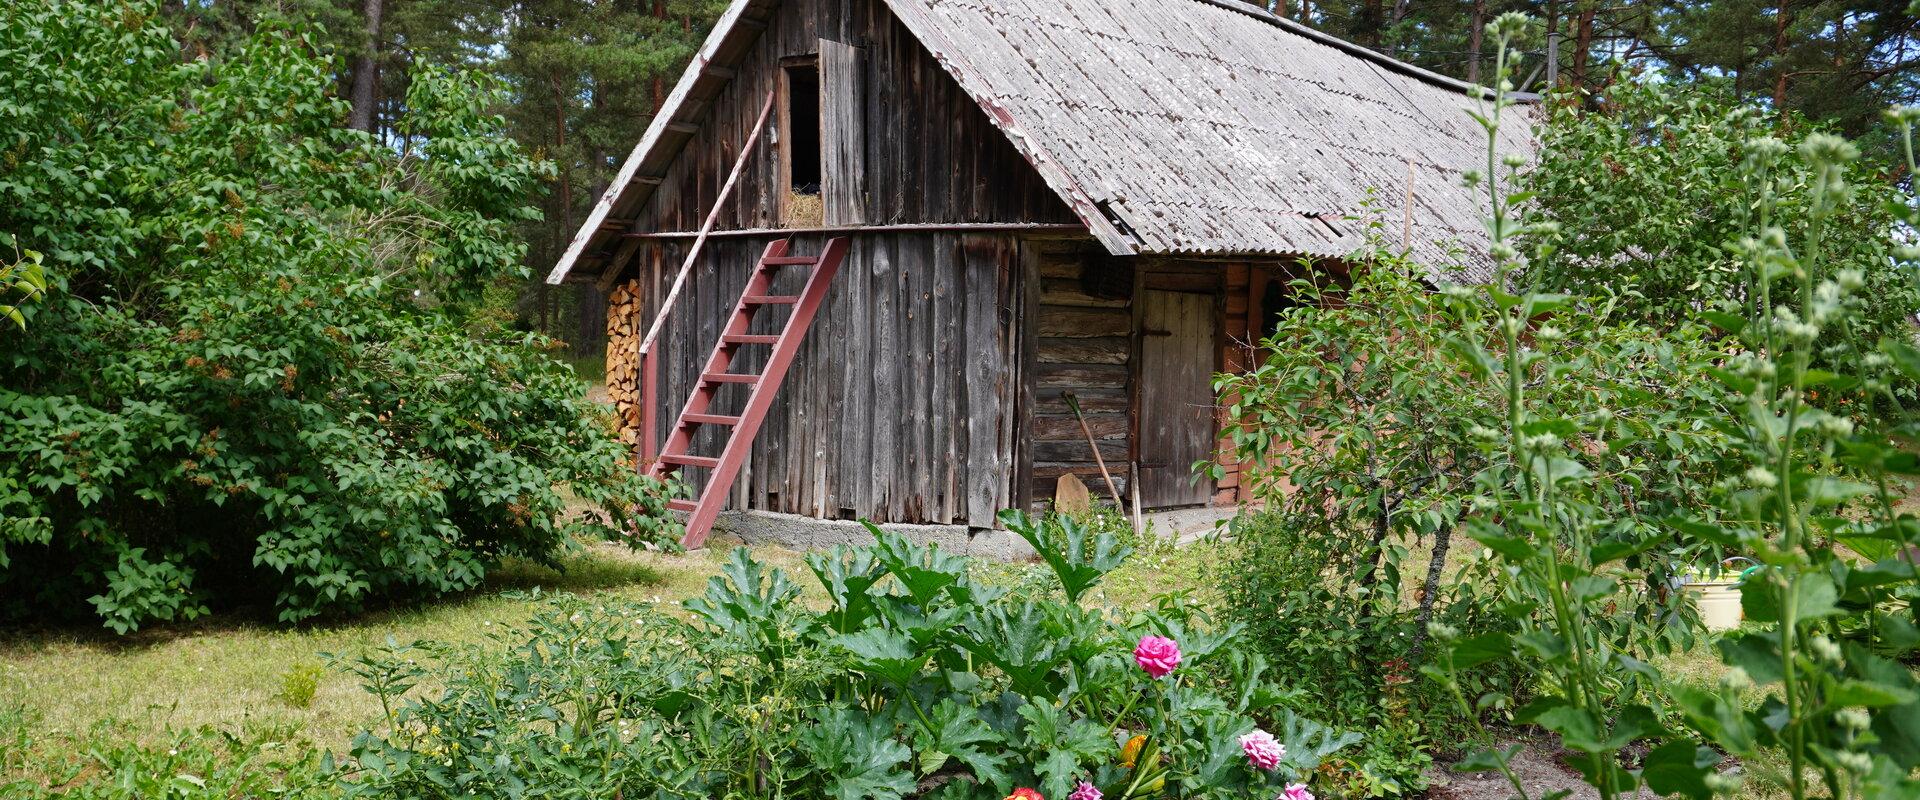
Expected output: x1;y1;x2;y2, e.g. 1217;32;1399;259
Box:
0;534;1218;760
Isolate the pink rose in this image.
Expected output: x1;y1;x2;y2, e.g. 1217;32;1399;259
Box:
1239;729;1286;771
1280;783;1315;800
1133;635;1181;678
1068;781;1102;800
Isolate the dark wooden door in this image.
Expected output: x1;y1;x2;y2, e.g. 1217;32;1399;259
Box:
1137;290;1216;508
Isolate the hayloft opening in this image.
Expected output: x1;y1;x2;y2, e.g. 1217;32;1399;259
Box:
784;62;822;196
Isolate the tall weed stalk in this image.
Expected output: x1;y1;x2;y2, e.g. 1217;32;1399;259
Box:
1431;14;1920;800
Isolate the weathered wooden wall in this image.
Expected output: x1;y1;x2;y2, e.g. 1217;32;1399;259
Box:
629;232;1022;528
627;0;1077;235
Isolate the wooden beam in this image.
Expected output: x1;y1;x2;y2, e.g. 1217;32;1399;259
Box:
624;223;1088;240
666;122;699;134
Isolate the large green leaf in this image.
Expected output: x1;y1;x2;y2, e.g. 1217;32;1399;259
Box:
807;543;888;634
997;510;1131;604
833;628;925;686
866;523;968;606
1641;741;1719;800
913;700;1011;791
798;708;916;800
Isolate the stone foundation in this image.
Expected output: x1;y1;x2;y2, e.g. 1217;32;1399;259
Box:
710;509;1037;562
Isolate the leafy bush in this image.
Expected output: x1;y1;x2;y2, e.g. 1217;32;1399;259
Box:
0;2;677;630
1420;17;1920;800
1212;231;1732;793
335;517;1357;799
1521;77;1920;377
0;236;44;330
279;662;325;709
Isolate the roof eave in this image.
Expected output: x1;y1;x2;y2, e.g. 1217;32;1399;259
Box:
545;0;774;286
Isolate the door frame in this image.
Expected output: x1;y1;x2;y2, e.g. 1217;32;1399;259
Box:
1128;264;1225;510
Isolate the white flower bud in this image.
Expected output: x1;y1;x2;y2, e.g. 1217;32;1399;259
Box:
1834;750;1873;775
1820;416;1855;438
1745;467;1778;489
1720;666;1754;692
1837;708;1872;731
1811;634;1843;663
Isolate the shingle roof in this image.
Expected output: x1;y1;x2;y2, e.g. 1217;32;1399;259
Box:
883;0;1536;280
546;0;1536;286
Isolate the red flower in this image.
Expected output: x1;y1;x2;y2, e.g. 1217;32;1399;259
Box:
1005;789;1045;800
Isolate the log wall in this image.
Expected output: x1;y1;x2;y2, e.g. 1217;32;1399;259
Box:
1022;240;1134;506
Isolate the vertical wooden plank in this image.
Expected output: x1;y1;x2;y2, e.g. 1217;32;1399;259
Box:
1013;241;1039;514
870;236;900;519
963;235;1010;526
820;39;867;225
933;234;956;521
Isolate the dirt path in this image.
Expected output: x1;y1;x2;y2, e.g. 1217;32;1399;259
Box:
1424;739;1658;800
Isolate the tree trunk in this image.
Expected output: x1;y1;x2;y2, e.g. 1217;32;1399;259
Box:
1408;525;1453;663
1467;0;1487;84
1771;0;1793;114
348;0;384;133
1570;8;1597;89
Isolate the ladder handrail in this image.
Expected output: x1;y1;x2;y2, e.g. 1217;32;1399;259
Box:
639;89;777;463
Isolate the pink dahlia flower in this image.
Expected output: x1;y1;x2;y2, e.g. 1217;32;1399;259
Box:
1133;635;1181;678
1239;729;1286;771
1068;781;1102;800
1280;783;1315;800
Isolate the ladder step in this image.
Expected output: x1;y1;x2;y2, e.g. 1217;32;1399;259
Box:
743;294;801;305
701;372;760;384
722;334;781;345
660;453;720;469
666;499;698;513
761;256;820;266
682;413;741;426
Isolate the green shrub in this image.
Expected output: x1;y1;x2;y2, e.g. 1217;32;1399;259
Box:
1418;20;1920;800
279;662;325;709
1212;211;1732;794
334;517;1357;799
1521;78;1920;381
0;1;679;631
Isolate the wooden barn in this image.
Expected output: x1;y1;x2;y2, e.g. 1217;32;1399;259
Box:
545;0;1534;545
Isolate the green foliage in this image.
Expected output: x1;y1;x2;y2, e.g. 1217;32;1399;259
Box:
1425;19;1920;800
1002;509;1133;604
1522;78;1920;380
0;1;679;630
0;236;45;330
1213;206;1731;794
279;661;325;709
0;705;329;799
337;527;1357;799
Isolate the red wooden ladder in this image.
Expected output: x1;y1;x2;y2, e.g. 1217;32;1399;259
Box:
649;236;849;548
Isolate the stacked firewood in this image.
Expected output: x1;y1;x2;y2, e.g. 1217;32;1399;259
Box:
604;280;644;448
